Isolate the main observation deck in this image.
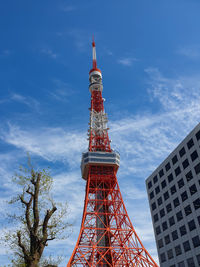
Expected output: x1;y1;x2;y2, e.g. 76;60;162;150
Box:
81;151;120;180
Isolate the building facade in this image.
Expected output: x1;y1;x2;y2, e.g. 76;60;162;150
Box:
146;123;200;267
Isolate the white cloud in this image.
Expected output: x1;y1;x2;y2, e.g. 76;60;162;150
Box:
117;57;137;66
60;5;76;12
41;48;58;59
49;79;74;102
177;45;200;59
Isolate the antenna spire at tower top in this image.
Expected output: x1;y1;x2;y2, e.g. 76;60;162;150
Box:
92;37;97;69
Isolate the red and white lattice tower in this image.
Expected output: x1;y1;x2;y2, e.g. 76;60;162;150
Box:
67;40;158;267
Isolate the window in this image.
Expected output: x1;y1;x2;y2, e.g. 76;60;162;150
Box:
170;265;175;267
153;175;158;184
184;205;192;216
187;257;195;267
162;221;168;231
160;252;166;263
149;191;154;199
161;180;167;189
168;173;173;183
189;184;197;195
181;191;188;202
188;219;196;231
175;166;181;176
196;254;200;265
183;240;191;252
151;202;156;211
166;203;172;213
187;138;194;149
175;245;182;256
172;230;178;240
159;169;164;178
157;197;163;206
172;155;178;165
179;147;186;157
156;226;161;235
186;170;193;181
198;215;200;226
179;225;187;236
194;162;200;175
160;208;165;218
167;249;173;260
155;186;160;194
182;159;189;169
158;239;163;248
193;198;200;210
196;130;200;141
173;197;180;207
164;234;170;245
177;261;185;267
170;185;176;195
164;191;169;200
153;214;159;223
178;178;184;189
169;216;175;226
176;211;183;222
165;162;171;171
191;150;198;161
192;236;200;248
148;181;152;189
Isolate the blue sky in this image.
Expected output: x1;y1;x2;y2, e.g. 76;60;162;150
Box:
1;0;200;265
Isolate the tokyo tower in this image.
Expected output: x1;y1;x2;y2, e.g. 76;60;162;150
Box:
67;40;158;267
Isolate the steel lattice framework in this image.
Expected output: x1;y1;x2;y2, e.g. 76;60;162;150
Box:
67;40;158;267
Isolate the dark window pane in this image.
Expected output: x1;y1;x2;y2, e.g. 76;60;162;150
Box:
167;249;173;260
160;252;166;263
168;173;174;183
161;180;167;189
175;166;181;176
178;178;184;189
181;191;188;202
189;184;197;195
166;203;172;213
170;265;175;267
165;162;171;171
164;234;170;245
179;147;186;157
153;175;158;184
164;191;169;200
188;219;196;231
186;170;193;181
176;211;183;222
148;181;152;189
187;138;194;149
192;236;200;248
150;191;154;199
187;257;195;267
193;198;200;210
196;254;200;265
175;245;182;256
170;185;176;195
162;221;168;231
197;215;200;226
151;202;156;211
160;208;165;218
182;159;189;169
172;230;178;240
155;186;160;194
184;205;192;216
156;226;161;235
178;261;185;267
191;150;198;161
196;130;200;141
154;214;159;223
157;197;163;206
183;240;191;252
172;155;178;165
173;197;180;208
169;216;175;226
159;169;164;178
179;225;187;236
158;239;163;248
194;162;200;175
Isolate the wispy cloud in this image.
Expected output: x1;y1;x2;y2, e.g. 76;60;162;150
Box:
177;45;200;59
0;49;12;57
117;57;137;66
50;79;74;102
60;5;76;12
41;48;58;59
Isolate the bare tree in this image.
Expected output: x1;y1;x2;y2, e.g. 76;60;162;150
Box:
3;161;71;266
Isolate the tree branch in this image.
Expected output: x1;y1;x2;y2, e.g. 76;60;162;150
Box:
17;231;28;258
33;172;41;234
42;206;57;239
